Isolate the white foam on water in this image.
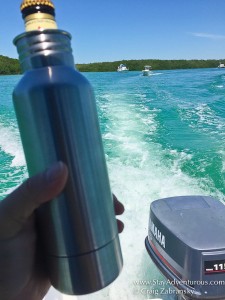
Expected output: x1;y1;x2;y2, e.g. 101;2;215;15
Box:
0;120;26;167
179;103;225;139
75;152;206;300
0;119;27;199
74;95;213;300
218;149;225;175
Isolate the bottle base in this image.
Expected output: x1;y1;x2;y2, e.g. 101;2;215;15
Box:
46;235;123;295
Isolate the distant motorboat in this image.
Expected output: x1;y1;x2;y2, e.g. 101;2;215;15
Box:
117;64;129;72
218;63;225;68
142;65;152;76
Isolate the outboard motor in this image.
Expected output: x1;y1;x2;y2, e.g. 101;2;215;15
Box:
145;195;225;299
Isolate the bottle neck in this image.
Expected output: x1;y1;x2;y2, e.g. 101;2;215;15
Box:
14;30;75;72
21;5;55;19
21;5;57;31
24;13;57;31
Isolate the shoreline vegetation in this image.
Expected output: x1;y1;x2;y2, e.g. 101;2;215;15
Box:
0;55;224;74
76;59;224;72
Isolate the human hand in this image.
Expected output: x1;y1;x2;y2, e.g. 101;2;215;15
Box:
0;161;124;300
113;193;124;233
0;162;68;300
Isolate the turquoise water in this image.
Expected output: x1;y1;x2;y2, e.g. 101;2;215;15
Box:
1;69;225;300
0;75;26;198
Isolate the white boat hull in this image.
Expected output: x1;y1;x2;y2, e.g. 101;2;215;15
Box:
142;65;152;76
142;70;151;76
117;69;129;72
117;64;129;72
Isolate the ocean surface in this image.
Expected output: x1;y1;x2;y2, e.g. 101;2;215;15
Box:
1;68;225;300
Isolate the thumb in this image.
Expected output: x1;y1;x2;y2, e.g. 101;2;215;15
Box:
0;161;68;239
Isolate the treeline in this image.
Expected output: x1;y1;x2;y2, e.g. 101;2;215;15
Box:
0;55;20;75
0;55;224;74
76;59;223;72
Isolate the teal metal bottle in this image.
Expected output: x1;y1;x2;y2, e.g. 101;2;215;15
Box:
13;29;123;295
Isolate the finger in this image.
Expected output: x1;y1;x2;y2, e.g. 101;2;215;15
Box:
113;194;124;215
0;161;68;238
117;219;124;233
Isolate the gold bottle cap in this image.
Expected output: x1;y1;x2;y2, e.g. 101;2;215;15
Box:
21;0;55;11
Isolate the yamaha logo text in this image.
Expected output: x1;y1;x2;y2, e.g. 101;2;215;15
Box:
150;221;166;248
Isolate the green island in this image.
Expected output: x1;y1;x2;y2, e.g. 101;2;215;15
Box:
0;55;21;74
76;59;224;72
0;55;224;74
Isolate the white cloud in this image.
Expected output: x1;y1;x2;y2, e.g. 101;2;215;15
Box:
189;32;225;40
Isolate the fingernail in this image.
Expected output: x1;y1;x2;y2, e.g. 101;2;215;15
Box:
46;161;65;183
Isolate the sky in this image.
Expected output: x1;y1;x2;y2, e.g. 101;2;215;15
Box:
1;0;225;63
